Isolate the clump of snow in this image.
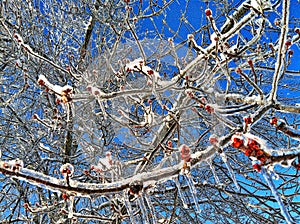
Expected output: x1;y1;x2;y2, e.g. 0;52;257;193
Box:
37;75;73;104
125;58;161;84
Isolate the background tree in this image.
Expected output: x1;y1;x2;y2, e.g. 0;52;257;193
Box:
1;0;300;223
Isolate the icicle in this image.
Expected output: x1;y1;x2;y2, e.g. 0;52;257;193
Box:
207;159;220;185
67;195;74;219
261;167;295;224
184;174;201;214
173;176;188;209
123;191;137;223
144;193;157;224
220;152;240;190
137;196;150;224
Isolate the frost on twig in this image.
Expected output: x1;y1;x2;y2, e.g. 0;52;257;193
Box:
270;117;300;140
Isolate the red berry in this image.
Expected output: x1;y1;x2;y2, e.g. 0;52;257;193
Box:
147;70;154;75
270;117;278;126
93;90;100;95
255;150;264;157
247;139;260;151
244;149;252;157
253;164;261;172
205;105;214;113
288;50;294;56
236;67;242;74
258;156;266;163
205;9;212;17
209;137;218;145
38;79;45;86
180;145;191;162
86;86;92;92
62;193;69;200
231;137;244;149
248;59;253;67
167;140;172;148
244;117;252;125
285;41;292;47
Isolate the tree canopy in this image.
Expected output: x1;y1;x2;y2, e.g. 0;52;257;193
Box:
1;0;300;223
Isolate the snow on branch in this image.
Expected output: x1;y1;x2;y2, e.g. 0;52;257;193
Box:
270;117;300;140
125;58;161;86
231;133;300;171
0;145;218;197
37;74;73;104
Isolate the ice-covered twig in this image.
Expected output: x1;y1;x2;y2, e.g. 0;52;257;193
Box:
268;0;290;101
270;117;300;140
274;103;300;113
1;159;24;172
0;20;79;80
261;167;295;224
173;176;188;209
137;196;150;223
125;58;161;86
184;174;201;213
217;93;265;106
123;190;138;223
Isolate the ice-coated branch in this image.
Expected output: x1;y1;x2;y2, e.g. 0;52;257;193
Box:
180;4;257;78
0;20;80;80
270;117;300;140
221;1;251;34
268;0;290;101
273;103;300;114
0;145;218;196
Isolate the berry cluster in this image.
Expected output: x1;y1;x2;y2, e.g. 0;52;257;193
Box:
231;134;270;172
